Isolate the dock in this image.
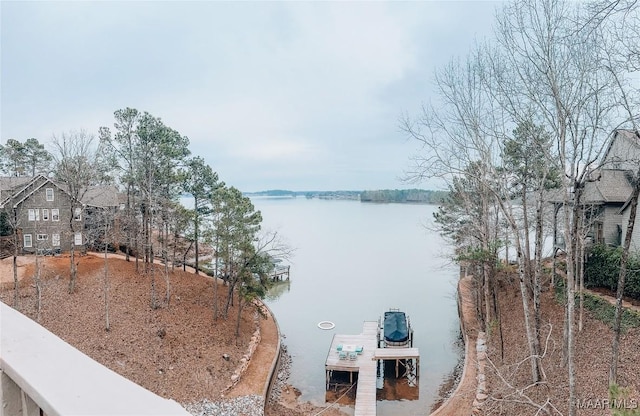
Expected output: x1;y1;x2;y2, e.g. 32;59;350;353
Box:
325;321;420;416
270;265;290;281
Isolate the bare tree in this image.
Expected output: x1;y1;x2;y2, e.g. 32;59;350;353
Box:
402;45;547;382
406;1;625;412
597;3;640;385
99;108;142;267
493;2;619;411
233;230;293;339
51;130;107;293
486;324;561;415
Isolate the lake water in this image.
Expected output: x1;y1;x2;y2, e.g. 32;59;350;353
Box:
252;197;461;416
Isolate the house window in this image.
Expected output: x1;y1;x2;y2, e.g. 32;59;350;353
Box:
52;209;60;221
52;234;60;247
42;209;49;221
35;209;40;221
74;207;82;221
24;234;32;248
37;234;48;241
28;209;36;221
595;222;604;245
74;232;82;246
46;188;54;201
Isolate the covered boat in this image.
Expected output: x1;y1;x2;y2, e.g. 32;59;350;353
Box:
383;310;410;347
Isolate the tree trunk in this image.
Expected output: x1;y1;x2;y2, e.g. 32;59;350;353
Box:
163;217;170;306
480;190;494;334
533;192;545;368
504;222;510;265
521;185;533;290
235;292;244;339
213;236;220;321
225;275;237;319
35;252;42;322
146;204;157;309
12;213;19;308
68;208;78;294
104;224;110;332
565;184;581;416
578;237;585;332
194;197;200;276
69;242;77;293
135;229;139;271
125;184;131;262
551;204;562;287
610;179;639;384
517;249;542;383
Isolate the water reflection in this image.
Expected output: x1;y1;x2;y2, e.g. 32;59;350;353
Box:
265;280;291;301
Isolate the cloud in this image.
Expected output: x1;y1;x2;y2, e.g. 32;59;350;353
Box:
1;1;498;191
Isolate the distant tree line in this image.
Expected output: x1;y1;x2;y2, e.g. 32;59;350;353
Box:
245;189;296;197
244;189;448;203
359;189;447;204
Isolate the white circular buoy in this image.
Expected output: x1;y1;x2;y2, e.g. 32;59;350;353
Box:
317;320;335;330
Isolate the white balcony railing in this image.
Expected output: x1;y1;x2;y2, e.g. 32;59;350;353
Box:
1;302;189;416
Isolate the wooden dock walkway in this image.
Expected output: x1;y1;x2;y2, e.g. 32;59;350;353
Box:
325;321;419;416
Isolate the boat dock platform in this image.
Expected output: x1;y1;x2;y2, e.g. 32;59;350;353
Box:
324;321;420;416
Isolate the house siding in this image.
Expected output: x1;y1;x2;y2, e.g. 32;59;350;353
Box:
602;204;624;246
2;176;126;256
4;177;80;253
599;130;640;253
621;206;640;252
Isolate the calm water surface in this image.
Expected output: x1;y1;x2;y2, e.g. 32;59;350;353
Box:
253;197;461;416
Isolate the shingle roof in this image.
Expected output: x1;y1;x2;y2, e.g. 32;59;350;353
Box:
583;169;634;204
0;176;122;209
81;185;120;208
0;176;33;191
601;129;640;167
616;129;640;143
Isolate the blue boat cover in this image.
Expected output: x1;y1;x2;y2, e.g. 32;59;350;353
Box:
384;311;409;343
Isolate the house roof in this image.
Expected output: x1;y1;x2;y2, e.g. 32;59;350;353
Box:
0;176;33;192
81;185;120;208
583;169;634;204
0;175;72;209
0;175;122;209
616;129;640;143
601;128;640;167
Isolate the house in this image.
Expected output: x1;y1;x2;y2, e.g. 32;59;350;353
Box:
581;169;634;246
0;175;122;254
601;129;640;171
598;129;640;249
620;197;640;252
581;129;640;249
550;129;640;252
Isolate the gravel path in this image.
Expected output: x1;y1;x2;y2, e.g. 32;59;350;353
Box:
268;342;292;405
184;340;292;416
184;395;265;416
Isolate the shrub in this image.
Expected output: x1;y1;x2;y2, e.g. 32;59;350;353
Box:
554;279;640;332
585;244;640;301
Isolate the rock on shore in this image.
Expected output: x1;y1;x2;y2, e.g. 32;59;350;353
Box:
184;395;264;416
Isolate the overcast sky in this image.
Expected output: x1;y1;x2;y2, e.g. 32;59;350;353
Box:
1;1;498;192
